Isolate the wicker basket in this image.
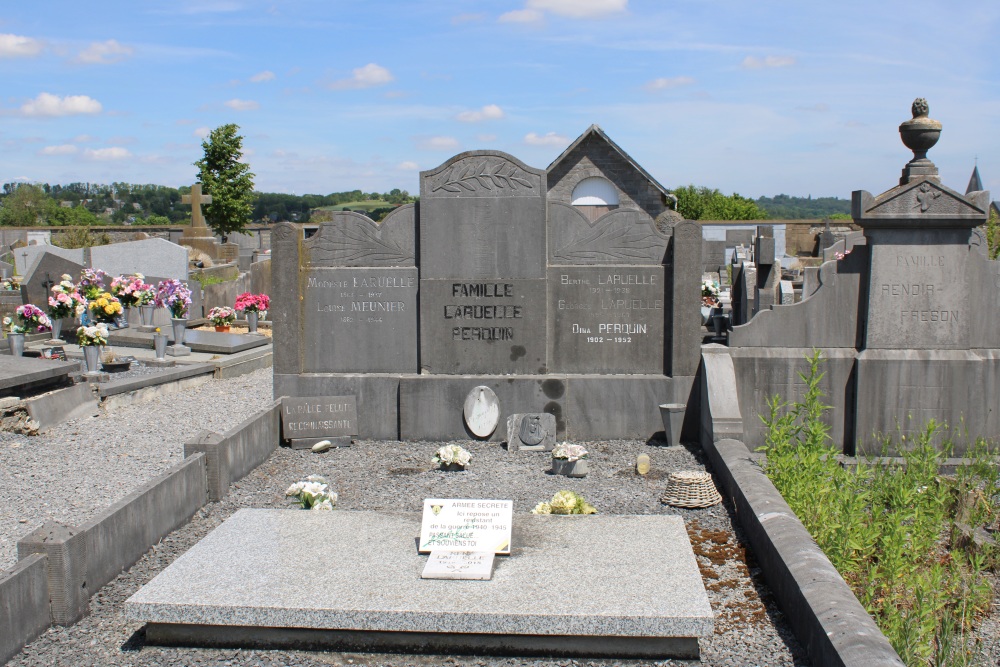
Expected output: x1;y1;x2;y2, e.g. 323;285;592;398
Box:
661;471;722;509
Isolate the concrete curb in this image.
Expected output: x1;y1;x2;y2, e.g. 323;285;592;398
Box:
24;382;99;431
3;400;280;654
98;363;216;398
213;345;272;379
0;553;49;665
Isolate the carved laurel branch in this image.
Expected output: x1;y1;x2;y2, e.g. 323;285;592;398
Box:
553;224;663;262
307;224;414;265
432;160;533;193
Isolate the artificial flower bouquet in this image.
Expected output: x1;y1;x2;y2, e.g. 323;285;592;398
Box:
110;273;154;308
432;444;472;468
532;490;597;515
87;291;123;323
701;279;720;307
551;443;589;461
234;292;269;318
76;322;109;347
285;475;337;510
48;275;86;320
4;304;52;335
156;279;192;318
79;268;110;300
208;306;237;327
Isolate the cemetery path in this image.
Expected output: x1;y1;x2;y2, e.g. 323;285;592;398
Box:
0;366;274;571
5;378;815;666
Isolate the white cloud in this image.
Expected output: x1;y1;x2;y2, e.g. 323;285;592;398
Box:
75;39;134;65
328;63;394;90
742;55;796;69
397;161;420;170
250;70;275;83
456;104;505;123
83;147;131;160
524;131;569;146
643;76;695;92
0;34;44;58
21;93;102;117
225;98;260;111
39;145;78;156
72;134;96;143
194;127;211;139
499;9;544;24
526;0;626;18
418;136;460;151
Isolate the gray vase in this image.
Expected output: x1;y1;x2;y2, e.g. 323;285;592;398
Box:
8;333;25;357
83;345;99;372
551;458;588;478
48;318;63;344
247;311;259;333
659;403;687;447
153;333;168;359
170;318;187;346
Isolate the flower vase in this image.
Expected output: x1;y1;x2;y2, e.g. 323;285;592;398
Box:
140;304;155;327
170;318;187;346
441;462;465;472
658;403;687;448
8;333;25;357
48;318;63;344
83;345;99;373
120;308;129;328
215;326;230;333
153;334;168;360
247;311;259;333
551;458;588;478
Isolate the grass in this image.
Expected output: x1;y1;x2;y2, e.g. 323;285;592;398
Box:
758;350;999;666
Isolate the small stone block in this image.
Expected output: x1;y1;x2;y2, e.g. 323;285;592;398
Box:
289;436;351;450
506;413;556;451
145;358;177;368
421;551;494;580
166;345;191;357
84;371;110;383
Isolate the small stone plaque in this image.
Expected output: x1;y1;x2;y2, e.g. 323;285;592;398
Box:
421;551;495;580
463;385;499;438
505;413;556;451
282;396;358;440
418;498;513;555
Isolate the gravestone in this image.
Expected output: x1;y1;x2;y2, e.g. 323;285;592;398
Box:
180;183;220;259
17;245;84;277
90;238;189;281
281;395;358;449
0;261;12;279
273;130;702;441
702;240;725;273
506;413;557;451
726;229;754;248
23;251;85;307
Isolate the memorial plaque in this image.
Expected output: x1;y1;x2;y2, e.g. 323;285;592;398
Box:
420;279;546;374
421;551;495;580
281;396;358;440
548;266;665;373
418;498;513;555
303;267;418;372
505;413;556;451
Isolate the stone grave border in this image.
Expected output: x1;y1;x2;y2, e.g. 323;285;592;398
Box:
0;400;280;664
700;347;906;667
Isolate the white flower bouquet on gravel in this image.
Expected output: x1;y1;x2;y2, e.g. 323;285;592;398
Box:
285;475;337;510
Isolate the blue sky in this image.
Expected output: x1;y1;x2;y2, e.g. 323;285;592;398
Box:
1;0;997;200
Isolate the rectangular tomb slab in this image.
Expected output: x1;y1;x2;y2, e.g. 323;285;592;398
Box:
107;328;269;354
126;509;713;660
0;356;78;394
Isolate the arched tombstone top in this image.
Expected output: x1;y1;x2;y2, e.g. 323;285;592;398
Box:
421;150;544;199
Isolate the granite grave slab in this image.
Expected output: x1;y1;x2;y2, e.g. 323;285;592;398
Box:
126;509;713;659
106;328;269;354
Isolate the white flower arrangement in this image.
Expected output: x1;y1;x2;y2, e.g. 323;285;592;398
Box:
701;279;720;298
532;490;597;515
432;444;472;467
76;323;109;347
551;443;589;462
285;474;338;510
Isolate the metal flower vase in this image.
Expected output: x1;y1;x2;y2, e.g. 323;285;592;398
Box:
140;304;155;327
153;333;168;360
247;311;259;333
659;403;687;447
8;333;25;357
170;318;187;346
48;318;63;344
83;345;99;373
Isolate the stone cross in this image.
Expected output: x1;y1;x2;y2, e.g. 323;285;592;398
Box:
182;183;213;230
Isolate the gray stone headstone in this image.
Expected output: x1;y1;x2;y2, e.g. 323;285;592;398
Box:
23;250;85;307
702;240;725;273
0;261;12;279
281;396;358;440
17;245;84;277
725;230;753;247
505;413;556;451
779;280;795;305
90;238;189;281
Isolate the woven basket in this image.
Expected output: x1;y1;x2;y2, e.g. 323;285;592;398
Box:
661;471;722;509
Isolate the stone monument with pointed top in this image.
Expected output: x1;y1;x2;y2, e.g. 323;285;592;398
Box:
180;183;220;259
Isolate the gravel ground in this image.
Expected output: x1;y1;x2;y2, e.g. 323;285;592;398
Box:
0;366;274;570
2;368;996;666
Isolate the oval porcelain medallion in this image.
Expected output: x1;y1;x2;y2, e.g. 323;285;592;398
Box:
463;385;500;438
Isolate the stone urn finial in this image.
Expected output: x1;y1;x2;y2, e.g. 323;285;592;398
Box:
898;98;941;184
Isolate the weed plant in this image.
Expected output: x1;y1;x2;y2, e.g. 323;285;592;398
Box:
759;350;999;666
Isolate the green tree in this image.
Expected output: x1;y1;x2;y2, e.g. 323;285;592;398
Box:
45;201;100;227
672;185;768;221
194;124;256;238
0;183;50;226
986;207;1000;260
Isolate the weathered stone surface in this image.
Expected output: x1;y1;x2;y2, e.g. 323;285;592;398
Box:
505;413;556;451
669;220;703;376
90;238;188;281
303;208;415;268
548;203;668;265
22;250;84;306
547;266;665;374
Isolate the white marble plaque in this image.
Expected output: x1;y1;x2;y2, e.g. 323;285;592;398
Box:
421;550;495;580
463;385;499;438
418;498;513;555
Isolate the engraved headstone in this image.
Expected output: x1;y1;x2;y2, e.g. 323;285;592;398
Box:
505;413;556;451
23;250;85;307
421;551;495;580
281;395;358;449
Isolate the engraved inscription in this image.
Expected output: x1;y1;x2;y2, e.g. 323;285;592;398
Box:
431;159;534;194
444;282;524;342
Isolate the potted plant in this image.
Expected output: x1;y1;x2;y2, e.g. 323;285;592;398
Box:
78;268;109;301
76;322;109;373
156;279;192;347
285;475;337;510
701;279;721;325
110;273;153;326
234;292;269;333
531;490;597;515
432;444;471;471
208;306;237;332
551;443;589;477
47;274;85;342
